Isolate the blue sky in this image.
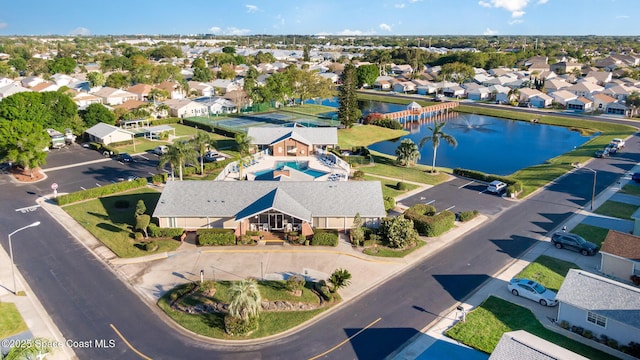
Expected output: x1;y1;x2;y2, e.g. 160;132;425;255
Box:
1;0;637;36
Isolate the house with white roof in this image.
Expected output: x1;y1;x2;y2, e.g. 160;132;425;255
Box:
0;83;31;100
566;82;604;98
21;76;44;88
209;79;240;95
162;99;209;118
92;87;137;106
489;330;587;360
393;81;417;93
556;269;640;347
550;90;578;106
417;82;438;95
544;79;571;94
247;127;337;157
72;91;103;108
465;84;491;100
442;85;465;98
155;81;185;100
529;93;553;108
84;122;134;145
603;84;636;102
567;97;593;112
151;181;387;236
187;81;214;97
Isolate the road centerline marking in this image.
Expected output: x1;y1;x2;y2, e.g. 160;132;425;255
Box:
110;323;152;360
308;317;382;360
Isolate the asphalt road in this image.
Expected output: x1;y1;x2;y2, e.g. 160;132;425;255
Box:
1;128;639;359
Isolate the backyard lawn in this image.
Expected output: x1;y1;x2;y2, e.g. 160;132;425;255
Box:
158;280;334;339
0;302;28;339
446;296;617;359
361;152;451;185
515;255;579;292
619;182;640;196
363;175;419;199
570;223;610;247
338;125;407;149
594;200;638;220
63;188;181;258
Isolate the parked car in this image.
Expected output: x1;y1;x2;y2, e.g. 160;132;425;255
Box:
550;232;599;256
487;180;507;194
153;145;168;155
611;138;625;148
632;173;640;183
116;153;134;163
203;151;224;163
594;149;609;158
508;278;558;307
605;144;618;154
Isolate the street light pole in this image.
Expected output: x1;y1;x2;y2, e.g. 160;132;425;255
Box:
589;168;597;211
8;221;41;294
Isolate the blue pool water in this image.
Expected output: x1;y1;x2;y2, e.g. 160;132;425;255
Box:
254;161;328;179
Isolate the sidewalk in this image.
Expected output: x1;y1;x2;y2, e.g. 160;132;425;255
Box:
391;163;640;359
0;245;75;359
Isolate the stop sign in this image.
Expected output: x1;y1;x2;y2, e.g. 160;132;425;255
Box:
51;183;58;190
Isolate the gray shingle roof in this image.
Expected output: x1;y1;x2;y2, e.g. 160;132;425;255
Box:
247;127;337;146
152;181;386;220
489;330;587;360
235;188;312;222
84;123;133;139
556;269;640;329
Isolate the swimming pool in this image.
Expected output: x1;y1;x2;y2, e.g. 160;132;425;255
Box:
254;161;328;179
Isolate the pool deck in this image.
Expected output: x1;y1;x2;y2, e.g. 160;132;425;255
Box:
222;154;350;181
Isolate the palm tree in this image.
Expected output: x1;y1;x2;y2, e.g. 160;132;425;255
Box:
228;279;262;321
507;87;520;104
190;131;214;176
2;337;52;359
418;122;457;173
235;133;253;157
395;139;421;167
158;141;198;181
328;268;352;293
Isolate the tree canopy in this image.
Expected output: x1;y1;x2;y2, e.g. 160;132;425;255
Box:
80;103;116;127
356;64;379;87
0;120;49;177
338;64;361;128
0;91;79;131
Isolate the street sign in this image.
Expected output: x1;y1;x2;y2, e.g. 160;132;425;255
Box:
51;183;58;190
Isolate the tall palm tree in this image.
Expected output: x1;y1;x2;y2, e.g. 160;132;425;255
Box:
395;139;421;167
507;87;520;104
418;122;457;173
190;131;214;176
228;279;262;321
158;141;198;181
235;133;253;157
328;268;352;293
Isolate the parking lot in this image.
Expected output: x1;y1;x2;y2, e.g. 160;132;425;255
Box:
399;177;517;217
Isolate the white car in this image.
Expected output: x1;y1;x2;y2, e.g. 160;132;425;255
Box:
153;145;168;155
487;180;507;194
508;278;558;307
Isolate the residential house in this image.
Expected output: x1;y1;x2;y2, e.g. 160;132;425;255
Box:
517;88;542;103
489;85;511;103
391;64;413;75
0;77;14;87
550;62;583;75
162;99;208;118
544;79;571;94
584;71;613;86
442;85;465;98
529;93;553;108
606;102;629;116
416;82;438;95
392;81;417;93
84;122;134;145
155;81;185;99
566;82;604;98
114;99;148;112
556;269;640;347
0;83;31;100
592;93;618;112
318;72;339;83
127;84;154;101
603;84;635;102
489;330;587;360
21;76;44;88
50;74;74;87
550;90;578;106
72;91;103;108
600;230;640;282
373;76;394;91
30;81;59;92
92;87;138;106
193;96;236;114
187;81;214;97
566;97;593;112
151;181;387;235
465;85;491;101
247;127;338;157
209;79;240;95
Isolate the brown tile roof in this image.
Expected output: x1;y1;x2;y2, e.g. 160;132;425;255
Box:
30;81;55;92
601;230;640;261
114;99;147;110
127;83;153;95
593;93;617;103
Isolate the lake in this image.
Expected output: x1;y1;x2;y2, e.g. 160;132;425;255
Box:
367;112;592;175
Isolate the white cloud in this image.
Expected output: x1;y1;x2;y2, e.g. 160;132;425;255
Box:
478;0;547;18
616;15;629;19
208;26;222;34
512;10;525;18
483;28;499;35
395;3;406;8
0;22;7;30
226;27;251;35
509;19;524;25
335;29;376;36
478;1;491;7
245;4;259;13
379;23;392;32
408;0;422;2
69;27;90;36
537;0;549;3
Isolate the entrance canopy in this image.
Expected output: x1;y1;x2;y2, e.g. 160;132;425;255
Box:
235;188;311;223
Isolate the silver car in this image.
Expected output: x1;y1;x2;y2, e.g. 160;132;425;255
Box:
508;278;558;307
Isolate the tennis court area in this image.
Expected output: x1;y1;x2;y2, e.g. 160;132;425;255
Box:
187;111;339;133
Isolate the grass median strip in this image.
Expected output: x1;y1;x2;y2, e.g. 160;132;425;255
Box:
593;200;638;220
0;302;28;339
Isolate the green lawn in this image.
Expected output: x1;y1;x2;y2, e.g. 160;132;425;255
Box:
0;302;28;339
338;125;407;148
620;182;640;196
158;280;334;339
570;223;610;247
363;239;426;258
360;152;450;185
594;200;638;220
515;255;580;292
282;104;336;115
63;188;181;258
363;175;419;199
446;296;617;359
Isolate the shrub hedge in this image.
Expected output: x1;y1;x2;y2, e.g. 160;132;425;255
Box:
88;142;119;157
57;177;148;205
404;204;455;237
151;173;168;184
311;229;339;246
453;168;523;196
397;181;409;191
197;228;236;246
384;196;396;211
148;224;184;239
457;210;479;222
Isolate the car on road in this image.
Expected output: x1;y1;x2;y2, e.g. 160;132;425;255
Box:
605;143;618;154
550;232;599;256
633;173;640;183
611;138;625;148
116;153;134;163
153;145;168;155
486;180;507;194
508;278;558;307
594;149;609;158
